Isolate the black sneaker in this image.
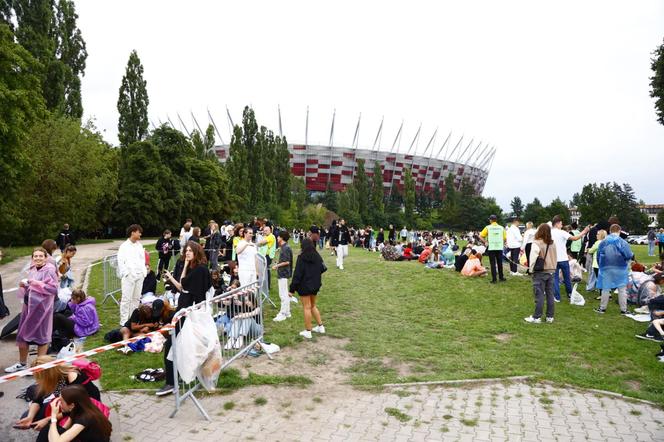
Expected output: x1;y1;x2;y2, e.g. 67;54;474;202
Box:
499;278;507;282
620;311;629;316
594;308;606;314
155;384;174;396
635;333;663;342
490;280;497;284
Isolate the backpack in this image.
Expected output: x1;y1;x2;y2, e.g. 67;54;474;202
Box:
72;359;102;384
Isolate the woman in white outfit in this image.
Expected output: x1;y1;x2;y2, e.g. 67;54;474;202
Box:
236;227;258;286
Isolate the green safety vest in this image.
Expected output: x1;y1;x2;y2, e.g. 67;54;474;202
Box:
487;224;504;251
570;230;582;252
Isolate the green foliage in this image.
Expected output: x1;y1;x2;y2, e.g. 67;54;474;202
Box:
338;183;362;227
354;159;370;223
440;174;459;228
545;197;570;224
323;180;338;213
225;107;292;218
523;198;549;225
117;50;149;146
370;161;385;224
510;196;523;218
190;124;217;160
403;168;416;222
11;0;86;117
0;23;46;236
573;182;648;232
6;116;117;244
650;38;664;125
657;208;664;228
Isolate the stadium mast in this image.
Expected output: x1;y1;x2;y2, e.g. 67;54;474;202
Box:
207;108;225;145
176;113;191;137
278;105;283;138
387;121;404;197
191;111;204;136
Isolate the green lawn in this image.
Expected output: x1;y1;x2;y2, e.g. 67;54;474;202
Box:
85;243;664;404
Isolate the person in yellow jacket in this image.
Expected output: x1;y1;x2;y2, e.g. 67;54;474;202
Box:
480;214;507;283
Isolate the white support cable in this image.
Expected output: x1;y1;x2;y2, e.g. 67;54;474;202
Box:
351;113;361;149
166;115;176;129
305;106;309;147
434;131;452;158
372;116;384;151
207;109;225;145
455;137;474;163
176;112;191;137
406;123;422;155
463;139;483;166
475;145;493;169
225;106;235;136
191;111;204;136
471;143;490;168
445;135;464;161
387;121;404;197
329;108;336;147
278;105;283;138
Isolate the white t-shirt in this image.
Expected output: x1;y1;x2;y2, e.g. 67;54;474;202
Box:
237;239;257;275
506;225;523;249
551;228;571;262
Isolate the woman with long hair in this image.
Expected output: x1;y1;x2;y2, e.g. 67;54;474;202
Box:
159;241;211;396
56;245;77;288
6;248;59;374
290;238;327;339
236;227;258;286
14;355;100;431
37;384;111;442
524;223;558;324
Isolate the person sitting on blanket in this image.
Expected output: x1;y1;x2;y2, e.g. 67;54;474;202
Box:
119;300;171;342
461;251;488;277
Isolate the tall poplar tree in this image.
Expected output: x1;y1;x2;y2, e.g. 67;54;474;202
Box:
117;50;149;146
403;167;416;222
354;159;369;224
650;38;664;125
370;161;385;221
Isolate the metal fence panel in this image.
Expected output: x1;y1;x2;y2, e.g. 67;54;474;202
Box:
101;254;121;306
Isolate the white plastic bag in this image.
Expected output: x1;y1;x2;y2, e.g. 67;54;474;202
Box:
57;341;76;359
570;283;585;306
58;286;72;303
169;309;221;387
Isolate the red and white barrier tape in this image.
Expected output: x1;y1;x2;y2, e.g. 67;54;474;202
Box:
0;325;174;385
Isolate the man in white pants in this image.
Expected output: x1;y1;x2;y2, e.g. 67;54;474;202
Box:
272;231;294;321
117;224;147;326
336;219;350;270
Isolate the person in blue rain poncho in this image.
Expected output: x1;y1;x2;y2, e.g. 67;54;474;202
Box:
594;224;634;315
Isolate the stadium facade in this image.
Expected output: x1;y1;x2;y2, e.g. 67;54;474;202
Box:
163;109;496;197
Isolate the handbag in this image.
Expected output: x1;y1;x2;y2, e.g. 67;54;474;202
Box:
533;244;549;272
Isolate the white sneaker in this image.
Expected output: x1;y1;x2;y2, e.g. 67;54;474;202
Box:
4;362;27;373
116;346;132;355
545;317;554;323
299;330;312;339
554;299;561;303
290;296;298;304
524;316;541;324
339;265;344;270
312;325;326;334
273;314;287;322
233;336;244;349
513;272;523;277
224;339;235;350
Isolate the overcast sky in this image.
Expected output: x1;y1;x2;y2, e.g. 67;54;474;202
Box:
76;0;664;209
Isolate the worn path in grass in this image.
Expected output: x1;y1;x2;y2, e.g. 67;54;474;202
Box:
0;239;152;442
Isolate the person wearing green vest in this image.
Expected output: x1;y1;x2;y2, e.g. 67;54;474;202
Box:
257;225;277;290
480;214;507;283
569;222;583;259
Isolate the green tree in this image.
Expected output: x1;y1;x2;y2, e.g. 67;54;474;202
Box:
440;174;459;228
370;161;385;224
657;208;664;228
354;159;370;224
13;116;117;243
545;197;570;224
523;197;548;225
274;135;292;208
0;23;46;237
117;50;149;146
510;196;524;218
323;180;338;213
191;124;217;160
403;168;416;223
53;0;87;117
573;182;648;232
226;125;250;213
650;38;664;125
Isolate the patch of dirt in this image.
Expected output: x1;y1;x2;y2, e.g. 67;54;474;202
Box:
494;333;513;343
382;356;415;377
625;380;641;391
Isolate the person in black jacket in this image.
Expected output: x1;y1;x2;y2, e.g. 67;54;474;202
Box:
155;230;175;278
290;238;327;339
158;241;211;396
56;224;75;252
335;219;351;270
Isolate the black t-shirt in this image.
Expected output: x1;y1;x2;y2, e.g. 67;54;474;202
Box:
177;265;210;311
70;416;110;442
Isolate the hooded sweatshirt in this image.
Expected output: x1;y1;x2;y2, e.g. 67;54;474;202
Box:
68;297;100;337
289;251;327;296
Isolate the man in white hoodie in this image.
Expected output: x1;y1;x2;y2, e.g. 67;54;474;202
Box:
117;224;147;326
506;217;523;276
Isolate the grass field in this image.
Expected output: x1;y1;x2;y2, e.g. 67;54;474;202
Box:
85;244;664;404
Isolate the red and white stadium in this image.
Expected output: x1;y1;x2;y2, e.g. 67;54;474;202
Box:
164;109;495;197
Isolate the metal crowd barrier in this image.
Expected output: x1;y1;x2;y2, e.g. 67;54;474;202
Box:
169;280;271;420
101;254;121;306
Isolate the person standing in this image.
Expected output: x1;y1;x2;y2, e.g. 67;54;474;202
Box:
208;222;222;271
336;219;350;270
290;238;327;339
551;216;588;302
257;225;276;287
658;228;664;257
56;223;75;253
480;215;507;284
521;222;536;273
236;227;258;286
5;248;58;373
376;228;385;248
388;224;396;243
647;228;657;257
524;223;558;324
569;222;583;259
155;229;175;278
117;225;147;326
594;224;634;315
400;226;408;243
506;217;523;276
272;231;294;322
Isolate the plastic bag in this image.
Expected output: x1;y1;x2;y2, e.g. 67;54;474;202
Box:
169;309;221;386
198;340;223;391
58;286;72;303
56;341;76;359
570;283;585;306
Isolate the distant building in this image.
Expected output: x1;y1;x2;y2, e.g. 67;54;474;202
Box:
567;204;662;227
569;207;580;224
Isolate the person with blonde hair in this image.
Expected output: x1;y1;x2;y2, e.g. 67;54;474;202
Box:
586;229;607;281
13;355;100;431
